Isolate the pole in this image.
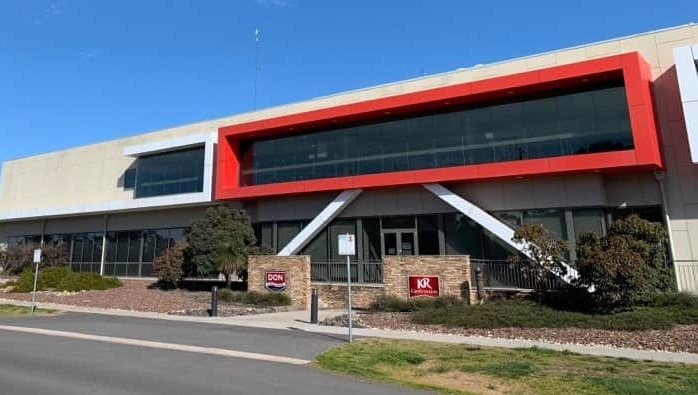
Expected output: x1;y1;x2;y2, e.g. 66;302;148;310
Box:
210;286;218;317
310;288;318;324
31;261;39;316
346;254;353;343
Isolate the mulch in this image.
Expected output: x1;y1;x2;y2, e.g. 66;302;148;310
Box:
357;312;698;354
1;280;209;313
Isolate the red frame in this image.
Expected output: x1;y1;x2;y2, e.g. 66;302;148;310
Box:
216;52;662;200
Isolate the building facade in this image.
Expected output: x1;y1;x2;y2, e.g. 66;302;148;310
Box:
1;24;697;291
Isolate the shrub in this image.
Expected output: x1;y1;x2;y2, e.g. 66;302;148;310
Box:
217;289;292;306
0;244;35;275
576;215;671;311
186;206;257;277
0;242;69;275
510;224;569;290
12;266;122;292
153;242;186;289
370;295;464;312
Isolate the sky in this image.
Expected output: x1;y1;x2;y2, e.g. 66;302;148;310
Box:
0;0;695;167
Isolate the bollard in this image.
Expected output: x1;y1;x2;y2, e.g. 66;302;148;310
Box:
210;285;218;317
310;288;319;324
475;267;486;303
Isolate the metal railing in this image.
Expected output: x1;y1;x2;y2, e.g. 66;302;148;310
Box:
311;260;383;284
470;259;562;290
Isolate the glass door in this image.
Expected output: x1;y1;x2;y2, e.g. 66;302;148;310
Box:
382;231;416;256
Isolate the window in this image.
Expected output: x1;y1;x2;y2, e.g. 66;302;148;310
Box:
417;215;440;255
135;147;205;198
572;209;605;238
240;84;633;185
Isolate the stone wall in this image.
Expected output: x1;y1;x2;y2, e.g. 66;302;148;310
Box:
383;255;471;300
312;283;384;309
247;255;311;308
310;255;472;308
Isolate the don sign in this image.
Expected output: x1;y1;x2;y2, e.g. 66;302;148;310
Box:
265;271;287;292
408;275;440;297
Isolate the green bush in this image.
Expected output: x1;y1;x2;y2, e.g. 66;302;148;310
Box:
217;289;291;306
575;214;672;311
12;266;122;292
408;299;698;331
369;295;464;312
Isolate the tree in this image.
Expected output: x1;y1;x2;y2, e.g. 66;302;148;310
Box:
510;223;568;290
575;214;671;310
215;240;247;289
153;242;186;289
186;206;257;278
0;241;68;275
0;243;35;275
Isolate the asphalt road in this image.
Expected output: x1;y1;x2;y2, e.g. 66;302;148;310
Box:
0;313;429;395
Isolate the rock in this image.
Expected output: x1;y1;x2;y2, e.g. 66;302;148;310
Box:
319;314;366;328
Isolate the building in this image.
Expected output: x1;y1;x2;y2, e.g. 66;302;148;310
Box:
1;24;698;292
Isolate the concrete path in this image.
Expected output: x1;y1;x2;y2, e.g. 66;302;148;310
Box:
3;297;697;365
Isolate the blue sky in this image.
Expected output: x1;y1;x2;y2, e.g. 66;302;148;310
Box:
0;0;694;166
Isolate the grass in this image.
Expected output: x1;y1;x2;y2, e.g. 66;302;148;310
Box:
0;304;54;316
371;293;698;331
316;339;698;395
217;289;292;306
11;266;122;293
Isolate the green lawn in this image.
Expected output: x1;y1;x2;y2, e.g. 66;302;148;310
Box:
0;304;54;316
316;339;698;395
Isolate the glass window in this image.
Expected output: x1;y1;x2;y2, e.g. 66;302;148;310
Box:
135;147;205;198
417;215;440;255
362;218;381;261
302;228;328;262
277;221;302;254
329;219;357;260
523;209;568;241
610;206;663;225
381;216;415;229
116;232;130;262
241;84;633;185
573;209;605;238
444;213;484;257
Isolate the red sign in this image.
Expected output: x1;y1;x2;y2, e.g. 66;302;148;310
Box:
265;271;287;293
408;275;440;298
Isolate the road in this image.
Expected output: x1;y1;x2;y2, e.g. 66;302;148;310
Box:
0;312;428;395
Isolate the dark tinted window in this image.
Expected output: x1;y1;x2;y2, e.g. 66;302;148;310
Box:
135;147;205;198
241;85;633;185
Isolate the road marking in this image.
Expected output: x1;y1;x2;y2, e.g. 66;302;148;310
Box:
0;324;310;365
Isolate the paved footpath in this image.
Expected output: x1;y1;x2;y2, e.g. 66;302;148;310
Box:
2;297;698;365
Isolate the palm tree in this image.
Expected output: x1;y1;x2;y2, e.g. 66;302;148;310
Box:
214;240;247;289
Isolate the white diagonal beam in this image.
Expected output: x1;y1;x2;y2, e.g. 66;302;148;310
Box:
423;183;581;285
277;189;363;256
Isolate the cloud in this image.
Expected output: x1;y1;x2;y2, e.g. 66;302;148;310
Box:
255;0;291;8
78;48;102;60
46;1;65;16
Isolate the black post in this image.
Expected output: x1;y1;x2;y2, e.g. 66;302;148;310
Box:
475;267;486;303
310;288;319;324
211;285;218;317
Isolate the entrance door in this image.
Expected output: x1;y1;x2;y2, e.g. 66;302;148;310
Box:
382;231;416;256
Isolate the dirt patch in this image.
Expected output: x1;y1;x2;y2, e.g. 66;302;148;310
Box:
416;371;524;395
357;312;698;354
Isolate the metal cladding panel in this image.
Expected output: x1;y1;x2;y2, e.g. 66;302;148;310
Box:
674;45;698;163
215;53;663;200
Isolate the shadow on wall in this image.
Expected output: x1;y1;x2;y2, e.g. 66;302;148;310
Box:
653;66;698;220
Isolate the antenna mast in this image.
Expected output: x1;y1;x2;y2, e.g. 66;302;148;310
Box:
254;27;261;109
